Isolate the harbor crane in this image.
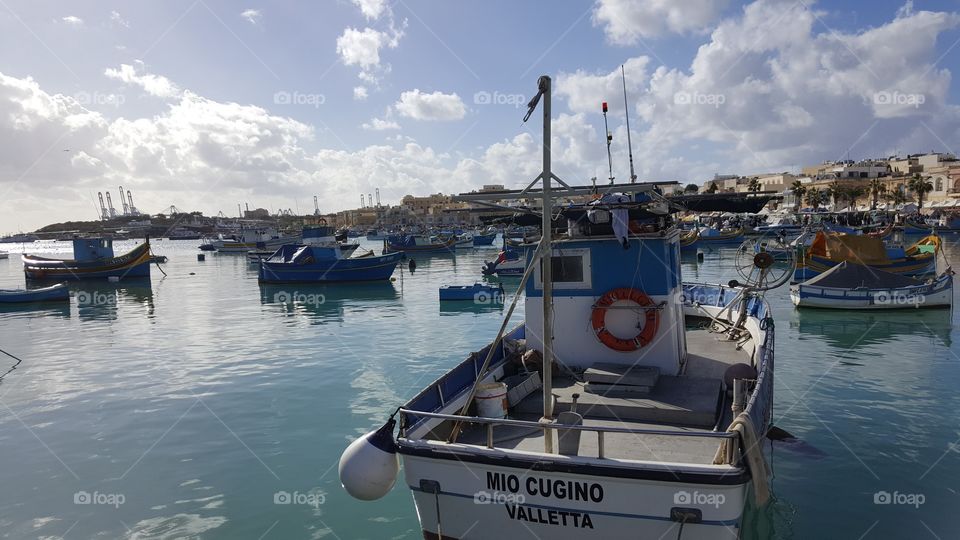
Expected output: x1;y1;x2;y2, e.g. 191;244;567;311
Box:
105;192;117;218
119;186;130;215
126;190;139;215
97;192;109;221
313;196;320;215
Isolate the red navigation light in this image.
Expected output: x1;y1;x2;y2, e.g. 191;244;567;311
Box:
602;102;608;112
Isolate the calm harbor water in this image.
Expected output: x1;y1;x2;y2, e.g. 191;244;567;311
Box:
0;236;958;539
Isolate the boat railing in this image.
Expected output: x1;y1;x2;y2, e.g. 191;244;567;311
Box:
399;408;737;461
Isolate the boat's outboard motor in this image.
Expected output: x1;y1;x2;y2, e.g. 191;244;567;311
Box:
339;418;399;500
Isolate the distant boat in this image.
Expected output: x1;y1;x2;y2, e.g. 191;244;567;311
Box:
0;250;8;259
365;228;387;241
791;261;953;309
694;226;745;245
209;228;297;253
472;232;497;246
22;237;152;281
481;248;525;276
439;282;504;302
903;217;960;235
167;227;202;240
678;229;698;250
0;233;38;244
385;234;456;253
795;232;940;281
258;245;403;283
0;282;70;303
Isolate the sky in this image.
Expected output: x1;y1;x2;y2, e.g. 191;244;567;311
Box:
2;0;960;232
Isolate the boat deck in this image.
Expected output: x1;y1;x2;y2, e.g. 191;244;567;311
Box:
448;326;751;464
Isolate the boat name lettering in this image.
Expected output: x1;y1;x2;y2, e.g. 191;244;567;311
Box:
505;504;594;529
486;472;603;502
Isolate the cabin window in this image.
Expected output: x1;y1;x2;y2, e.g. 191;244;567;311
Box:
534;248;592;290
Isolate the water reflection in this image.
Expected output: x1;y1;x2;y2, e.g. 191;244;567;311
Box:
0;302;71;319
791;308;953;348
259;282;399;324
72;280;155;321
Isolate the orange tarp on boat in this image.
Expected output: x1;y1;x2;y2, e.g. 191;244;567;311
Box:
808;232;890;265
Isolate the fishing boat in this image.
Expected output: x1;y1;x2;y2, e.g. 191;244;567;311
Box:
365;228;388;241
694;226;745;246
439;283;504;302
794;232;940;281
386;234;457;253
211;227;297;253
22;237;152;280
258;244;402;283
481;248;526;276
0;232;38;243
340;75;780;539
791;261;953;309
679;229;699;250
473;232;498;246
0;283;70;303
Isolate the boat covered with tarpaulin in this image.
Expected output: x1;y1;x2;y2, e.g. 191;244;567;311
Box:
794;232;939;281
791;261;953;309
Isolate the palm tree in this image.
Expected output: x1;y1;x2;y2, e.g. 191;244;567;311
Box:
747;177;761;193
806;188;824;210
706;181;719;194
791;180;807;212
868;178;886;210
891;189;908;207
908;173;934;209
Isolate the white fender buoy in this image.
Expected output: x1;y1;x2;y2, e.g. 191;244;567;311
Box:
339;419;399;501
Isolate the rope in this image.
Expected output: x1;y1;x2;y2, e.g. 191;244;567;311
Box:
713;412;770;506
0;347;25;381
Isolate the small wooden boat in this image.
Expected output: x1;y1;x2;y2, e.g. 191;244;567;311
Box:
795;232;939;281
694;226;745;245
0;283;70;303
258;245;403;283
791;261;953;309
439;282;504;302
472;232;497;246
385;234;457;253
481;248;526;276
678;229;698;250
22;238;151;280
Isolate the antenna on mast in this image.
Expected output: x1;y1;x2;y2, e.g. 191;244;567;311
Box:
602;101;614;185
621;65;637;183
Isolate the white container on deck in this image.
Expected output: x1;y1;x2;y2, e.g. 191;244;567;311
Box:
474;382;508;418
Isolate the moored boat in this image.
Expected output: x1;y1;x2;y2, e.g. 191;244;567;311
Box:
22;238;152;281
473;232;498;246
258;245;402;283
481;248;526;276
794;232;940;281
0;282;70;303
385;234;457;253
439;282;504;302
694;226;745;246
339;75;779;540
791;261;953;309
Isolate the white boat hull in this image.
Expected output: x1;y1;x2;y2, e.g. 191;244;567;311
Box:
791;275;953;309
402;452;745;539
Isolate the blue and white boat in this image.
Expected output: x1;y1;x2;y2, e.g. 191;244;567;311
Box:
791;261;953;309
22;237;151;280
340;76;778;539
439;282;504;302
473;231;498;246
481;248;526;276
258;245;402;283
0;283;70;303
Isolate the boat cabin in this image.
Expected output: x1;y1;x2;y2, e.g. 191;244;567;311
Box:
73;237;115;261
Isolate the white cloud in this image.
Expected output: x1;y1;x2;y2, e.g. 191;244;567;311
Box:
105;62;180;99
362;118;400;130
61;15;83;26
593;0;728;43
240;9;261;25
394;89;466;121
110;11;129;28
556;56;650;114
351;0;388;20
353;86;369;101
336;26;401;70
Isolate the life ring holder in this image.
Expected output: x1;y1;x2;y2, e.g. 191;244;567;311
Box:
591;288;661;352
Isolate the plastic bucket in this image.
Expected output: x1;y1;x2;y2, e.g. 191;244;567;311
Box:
475;382;509;418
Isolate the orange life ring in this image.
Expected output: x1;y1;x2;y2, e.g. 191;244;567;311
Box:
591;288;659;352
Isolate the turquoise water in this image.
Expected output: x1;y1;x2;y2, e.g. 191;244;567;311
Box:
0;236;957;539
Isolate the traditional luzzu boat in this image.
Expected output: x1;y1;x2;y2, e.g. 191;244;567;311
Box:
794;231;940;281
386;234;457;254
257;244;402;283
0;283;70;303
791;261;953;309
694;226;745;246
679;229;699;250
23;237;151;280
340;76;783;540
